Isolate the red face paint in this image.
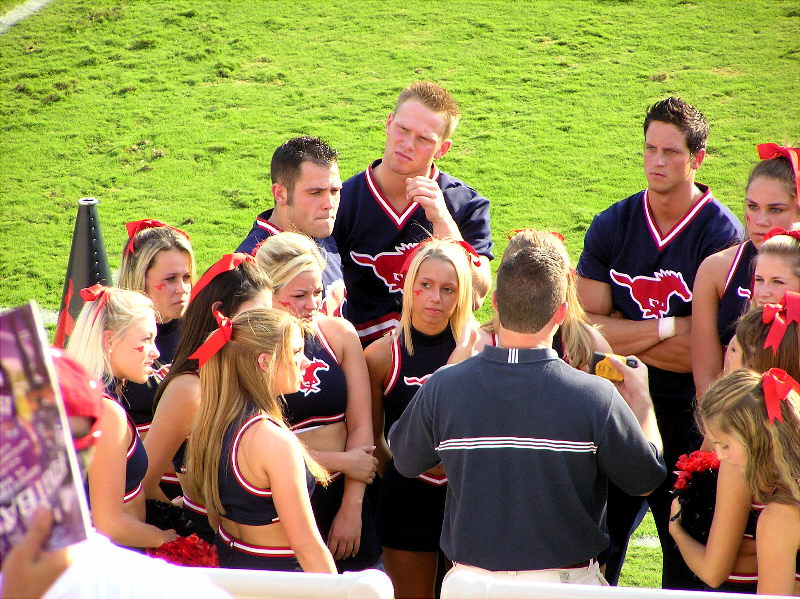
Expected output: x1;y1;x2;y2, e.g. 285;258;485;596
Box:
745;214;751;223
414;289;423;296
279;301;293;308
152;283;166;291
133;346;144;353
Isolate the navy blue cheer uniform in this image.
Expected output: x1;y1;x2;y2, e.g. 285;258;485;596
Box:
120;318;182;499
334;161;492;344
236;210;346;317
281;325;381;571
578;184;742;588
378;326;454;551
717;240;757;346
99;389;148;505
216;411;315;571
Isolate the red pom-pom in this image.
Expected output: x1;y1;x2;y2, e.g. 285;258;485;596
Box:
147;534;219;567
674;450;719;475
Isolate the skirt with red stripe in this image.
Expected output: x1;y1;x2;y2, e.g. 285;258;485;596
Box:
216;525;300;571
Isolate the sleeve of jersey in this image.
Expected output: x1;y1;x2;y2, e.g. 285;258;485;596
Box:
449;186;494;260
596;388;667;496
576;212;614;283
387;384;440;478
235;222;264;255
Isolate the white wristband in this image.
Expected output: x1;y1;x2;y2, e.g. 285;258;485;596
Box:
658;316;676;341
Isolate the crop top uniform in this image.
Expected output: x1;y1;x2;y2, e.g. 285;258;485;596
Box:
282;325;347;437
91;389;148;506
720;501;800;590
279;324;382;571
215;410;315;571
717;240;757;346
376;326;454;552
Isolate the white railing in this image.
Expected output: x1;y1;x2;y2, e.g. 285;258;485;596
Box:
197;567;393;599
442;570;779;599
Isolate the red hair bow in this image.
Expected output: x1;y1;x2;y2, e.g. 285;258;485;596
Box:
762;291;800;354
761;368;800;424
190;253;255;302
757;144;800;206
507;229;565;243
188;309;233;367
457;240;482;268
80;284;110;326
761;226;800;246
398;238;482;284
125;219;190;256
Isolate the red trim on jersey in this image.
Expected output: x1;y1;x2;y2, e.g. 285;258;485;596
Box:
642;187;713;250
289;413;346;432
417;471;448;486
183;494;208;515
160;473;179;484
354;312;400;342
723;241;752;293
218;525;294;557
384;334;402;396
123;483;142;503
231;415;274;497
126;418;139;459
315;322;340;364
256;218;283;235
364;162;440;230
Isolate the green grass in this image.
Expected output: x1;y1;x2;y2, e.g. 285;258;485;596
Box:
619;510;662;588
1;0;798;318
0;1;798;586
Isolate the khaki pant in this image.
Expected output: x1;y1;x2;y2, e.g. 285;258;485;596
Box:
446;559;609;586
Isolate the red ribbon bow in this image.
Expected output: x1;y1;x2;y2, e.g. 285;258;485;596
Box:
125;219;190;255
761;368;800;424
762;291;800;354
398;238;482;284
757;143;800;207
80;283;110;326
188;309;233;367
190;253;255;302
761;226;800;246
506;229;565;243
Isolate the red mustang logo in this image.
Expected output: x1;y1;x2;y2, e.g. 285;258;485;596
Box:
299;358;329;396
350;243;418;293
610;269;691;319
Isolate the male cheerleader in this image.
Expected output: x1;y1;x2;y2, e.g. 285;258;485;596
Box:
576;97;743;589
333;81;493;344
237;136;346;316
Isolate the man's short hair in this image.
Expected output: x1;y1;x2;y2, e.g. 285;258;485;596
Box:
495;247;567;334
270;136;338;193
396;81;461;140
643;97;709;156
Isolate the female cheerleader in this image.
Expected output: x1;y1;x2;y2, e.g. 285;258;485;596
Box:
117;219;195;439
66;285;177;548
670;292;799;592
695;369;800;596
692;145;799;396
480;229;611;367
184;308;336;572
364;237;475;598
142;254;272;513
255;232;379;570
752;228;800;308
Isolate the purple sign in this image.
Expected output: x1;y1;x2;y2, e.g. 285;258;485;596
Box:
0;302;90;563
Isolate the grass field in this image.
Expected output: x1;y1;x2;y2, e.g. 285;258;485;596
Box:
1;0;798;588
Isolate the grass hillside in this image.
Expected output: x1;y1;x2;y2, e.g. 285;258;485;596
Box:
1;1;798;586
